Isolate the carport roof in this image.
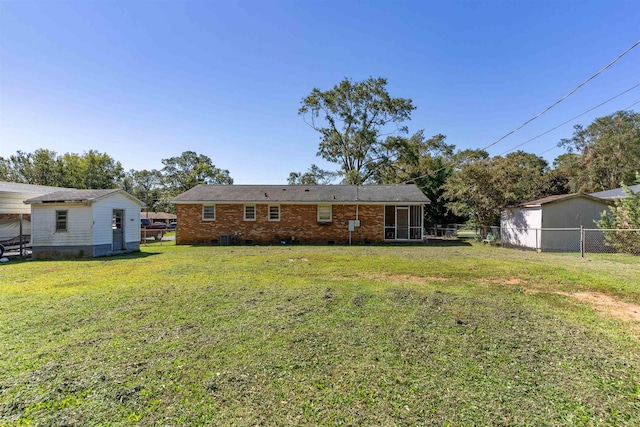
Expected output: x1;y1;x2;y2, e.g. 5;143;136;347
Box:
172;184;430;204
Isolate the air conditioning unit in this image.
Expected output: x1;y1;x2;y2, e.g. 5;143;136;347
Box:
220;234;232;246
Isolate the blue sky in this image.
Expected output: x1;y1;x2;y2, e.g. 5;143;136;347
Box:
1;0;638;184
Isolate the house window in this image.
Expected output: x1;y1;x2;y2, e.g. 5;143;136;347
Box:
56;210;68;232
244;205;256;221
318;205;332;222
202;205;216;221
268;205;280;221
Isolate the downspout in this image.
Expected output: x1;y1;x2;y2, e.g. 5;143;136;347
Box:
355;184;359;220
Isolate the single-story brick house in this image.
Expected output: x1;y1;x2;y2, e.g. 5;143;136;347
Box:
172;184;430;245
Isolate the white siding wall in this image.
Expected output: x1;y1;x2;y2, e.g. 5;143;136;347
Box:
31;203;93;246
500;207;541;249
92;193;142;245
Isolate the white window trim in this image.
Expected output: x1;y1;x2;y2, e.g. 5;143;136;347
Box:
244;204;256;221
317;205;332;222
202;204;216;221
268;205;280;221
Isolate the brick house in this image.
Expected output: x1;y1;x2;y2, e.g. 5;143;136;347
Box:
172;184;430;245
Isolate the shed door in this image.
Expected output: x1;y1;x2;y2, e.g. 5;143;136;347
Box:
112;209;125;251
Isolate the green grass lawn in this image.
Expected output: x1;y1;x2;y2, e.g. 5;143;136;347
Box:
1;244;639;426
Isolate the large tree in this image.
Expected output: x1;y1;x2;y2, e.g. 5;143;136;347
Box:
0;149;60;185
443;150;552;228
0;149;123;189
161;151;233;194
559;110;640;192
122;169;164;212
298;77;415;184
378;131;462;225
288;164;337;185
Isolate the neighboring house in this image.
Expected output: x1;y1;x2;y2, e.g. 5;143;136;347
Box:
141;211;177;224
24;189;144;259
500;194;611;252
172;184;430;245
590;184;640;200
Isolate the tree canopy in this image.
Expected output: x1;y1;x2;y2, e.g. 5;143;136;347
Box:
298;77;415;184
288;164;337;185
161;151;233;194
443;151;556;227
559;110;640;192
0;149;124;189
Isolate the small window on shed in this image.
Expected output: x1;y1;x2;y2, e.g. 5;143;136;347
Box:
202;205;216;221
318;205;332;222
56;210;68;232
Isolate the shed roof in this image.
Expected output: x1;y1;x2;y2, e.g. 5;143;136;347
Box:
172;184;430;204
511;193;611;208
24;189;144;206
590;184;640;199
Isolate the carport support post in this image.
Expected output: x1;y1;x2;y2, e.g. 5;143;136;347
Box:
580;226;585;258
19;214;23;259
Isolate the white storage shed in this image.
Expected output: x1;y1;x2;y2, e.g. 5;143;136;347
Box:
500;194;611;252
24;189;144;259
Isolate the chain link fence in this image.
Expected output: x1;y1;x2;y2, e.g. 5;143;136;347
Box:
499;227;640;256
585;229;640;255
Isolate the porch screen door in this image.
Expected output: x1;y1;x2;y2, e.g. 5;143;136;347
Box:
396;207;409;240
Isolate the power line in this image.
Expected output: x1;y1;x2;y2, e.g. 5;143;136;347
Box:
403;93;640;184
495;83;640;157
479;39;640;152
535;99;640;157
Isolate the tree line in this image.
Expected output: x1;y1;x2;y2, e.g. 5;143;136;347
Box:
0;150;231;214
2;77;638;225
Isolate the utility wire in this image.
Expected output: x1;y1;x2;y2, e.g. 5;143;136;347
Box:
479;39;640;152
495;83;640;157
535;99;640;157
403;90;640;184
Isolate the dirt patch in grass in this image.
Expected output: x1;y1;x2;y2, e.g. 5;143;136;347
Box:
484;277;522;285
555;291;640;323
387;273;448;282
486;277;639;324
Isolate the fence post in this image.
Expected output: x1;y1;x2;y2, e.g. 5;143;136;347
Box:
580;226;584;258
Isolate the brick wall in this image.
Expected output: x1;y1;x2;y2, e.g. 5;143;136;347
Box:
0;214;31;221
176;203;385;245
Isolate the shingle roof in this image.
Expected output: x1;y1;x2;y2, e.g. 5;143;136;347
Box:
511;193;610;208
24;189;142;205
172;184;430;204
590;184;640;199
